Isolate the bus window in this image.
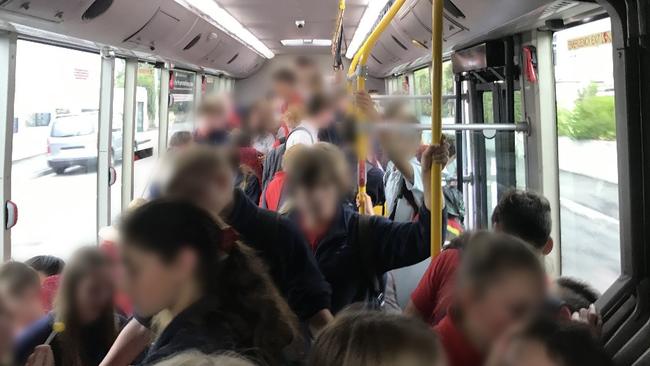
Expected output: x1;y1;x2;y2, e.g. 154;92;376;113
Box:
554;18;619;292
168;69;196;142
110;58;126;221
133;63;160;199
11;40;101;260
206;75;221;95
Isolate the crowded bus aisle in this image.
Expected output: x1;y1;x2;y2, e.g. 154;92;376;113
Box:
0;53;617;366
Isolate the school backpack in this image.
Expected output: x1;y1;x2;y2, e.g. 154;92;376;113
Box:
354;214;387;311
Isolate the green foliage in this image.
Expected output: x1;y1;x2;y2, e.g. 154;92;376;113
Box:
115;65;159;129
557;83;616;140
413;62;454;119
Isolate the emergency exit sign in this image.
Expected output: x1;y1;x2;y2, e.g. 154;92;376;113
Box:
568;31;612;50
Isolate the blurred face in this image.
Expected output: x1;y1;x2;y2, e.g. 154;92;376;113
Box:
171;169;235;217
273;81;294;100
121;244;197;317
76;267;114;324
197;111;227;132
487;338;558;366
294;184;340;230
0;300;13;362
5;286;43;333
461;270;544;351
313;109;335;129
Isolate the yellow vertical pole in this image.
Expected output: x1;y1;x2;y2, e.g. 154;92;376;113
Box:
351;0;407;214
356;72;368;214
430;0;444;258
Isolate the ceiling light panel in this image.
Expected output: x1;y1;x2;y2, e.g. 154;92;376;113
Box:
175;0;275;59
281;39;332;47
346;0;391;59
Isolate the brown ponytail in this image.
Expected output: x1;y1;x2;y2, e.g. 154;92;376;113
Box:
121;200;299;366
214;241;300;364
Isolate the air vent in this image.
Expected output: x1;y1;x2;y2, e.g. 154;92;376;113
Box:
227;53;239;64
82;0;113;21
391;35;408;51
371;54;383;65
541;0;579;19
183;34;201;50
444;0;465;19
412;39;428;50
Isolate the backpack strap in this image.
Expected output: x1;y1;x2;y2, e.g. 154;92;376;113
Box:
286;126;314;144
388;178;420;221
356;214;385;310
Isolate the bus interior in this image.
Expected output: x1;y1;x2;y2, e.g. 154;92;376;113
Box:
0;0;648;365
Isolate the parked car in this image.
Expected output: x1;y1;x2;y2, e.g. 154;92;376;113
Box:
47;113;122;174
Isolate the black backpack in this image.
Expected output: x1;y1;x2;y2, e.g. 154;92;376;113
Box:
354;214;386;310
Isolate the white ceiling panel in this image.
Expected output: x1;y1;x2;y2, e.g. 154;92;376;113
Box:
217;0;368;54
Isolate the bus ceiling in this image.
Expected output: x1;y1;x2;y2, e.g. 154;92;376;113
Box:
0;0;607;79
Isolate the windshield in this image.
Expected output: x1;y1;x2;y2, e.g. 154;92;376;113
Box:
50;115;96;137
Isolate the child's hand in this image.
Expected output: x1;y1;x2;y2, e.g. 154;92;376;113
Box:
421;135;450;211
431;135;450;167
356;192;375;216
26;345;54;366
572;304;602;337
354;91;380;122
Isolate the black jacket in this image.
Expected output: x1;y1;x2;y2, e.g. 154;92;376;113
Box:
290;204;445;313
138;298;239;365
226;189;332;320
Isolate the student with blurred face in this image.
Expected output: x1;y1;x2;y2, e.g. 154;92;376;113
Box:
168;131;194;151
244;100;277;155
283;142;448;313
15;248;125;366
0;261;43;334
310;310;446;366
101;146;332;366
153;351;255;366
485;316;612;366
407;189;554;326
272;68;302;141
293;56;322;97
0;297;13;365
194;96;230;146
119;200;298;365
285;94;335;150
434;232;546;366
25;256;65;283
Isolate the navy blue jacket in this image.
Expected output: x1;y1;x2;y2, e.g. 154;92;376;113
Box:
138;298;239;365
14;313;126;366
225;189;332;320
291;204;444;314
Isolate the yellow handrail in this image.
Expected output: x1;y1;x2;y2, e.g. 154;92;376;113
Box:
430;0;444;259
347;0;444;259
348;0;407;215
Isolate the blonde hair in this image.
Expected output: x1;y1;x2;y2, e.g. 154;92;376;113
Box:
164;145;233;201
153;351;256;366
310;310;442;366
284;142;350;193
282;104;304;129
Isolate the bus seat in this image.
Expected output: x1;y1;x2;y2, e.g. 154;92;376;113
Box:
608;280;650;364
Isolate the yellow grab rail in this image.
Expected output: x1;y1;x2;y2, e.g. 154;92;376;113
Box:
347;0;444;259
349;0;406;214
430;0;444;259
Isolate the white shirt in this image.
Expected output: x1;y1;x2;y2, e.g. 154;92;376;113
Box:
252;133;276;155
383;157;424;222
285;120;319;150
